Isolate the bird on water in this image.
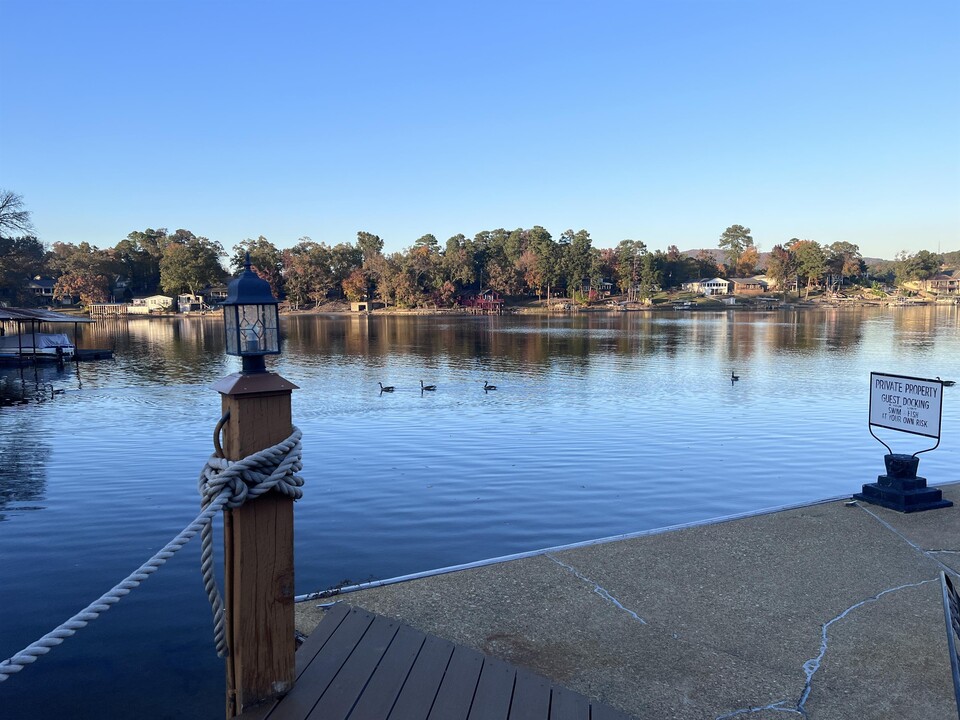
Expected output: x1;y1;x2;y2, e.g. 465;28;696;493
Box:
379;382;394;392
484;381;497;391
938;377;956;387
421;380;437;391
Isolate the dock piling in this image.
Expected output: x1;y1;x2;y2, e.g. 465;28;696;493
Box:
215;372;299;717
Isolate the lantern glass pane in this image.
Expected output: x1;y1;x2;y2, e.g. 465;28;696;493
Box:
262;304;279;352
224;306;239;355
236;303;279;355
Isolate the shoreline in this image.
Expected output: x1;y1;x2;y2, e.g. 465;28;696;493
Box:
46;296;957;320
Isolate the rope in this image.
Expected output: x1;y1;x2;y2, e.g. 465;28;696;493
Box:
198;427;304;656
0;425;304;682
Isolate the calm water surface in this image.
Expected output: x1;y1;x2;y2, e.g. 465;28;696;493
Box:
1;308;958;718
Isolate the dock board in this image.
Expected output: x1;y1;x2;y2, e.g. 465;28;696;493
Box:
241;603;635;720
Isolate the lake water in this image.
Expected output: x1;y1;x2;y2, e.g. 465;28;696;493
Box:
1;307;958;718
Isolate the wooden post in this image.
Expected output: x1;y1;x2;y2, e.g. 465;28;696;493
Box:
213;371;299;718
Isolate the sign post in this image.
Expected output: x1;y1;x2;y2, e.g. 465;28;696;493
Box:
855;372;951;513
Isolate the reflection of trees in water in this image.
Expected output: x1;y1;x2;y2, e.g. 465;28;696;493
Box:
79;317;231;385
823;309;864;352
0;365;76;406
99;309;917;380
282;312;878;368
763;310;866;355
285;314;678;370
891;306;945;353
0;416;50;522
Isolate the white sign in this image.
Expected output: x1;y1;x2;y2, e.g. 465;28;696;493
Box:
869;372;942;439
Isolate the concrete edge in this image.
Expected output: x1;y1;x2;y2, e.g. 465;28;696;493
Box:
296;490;873;603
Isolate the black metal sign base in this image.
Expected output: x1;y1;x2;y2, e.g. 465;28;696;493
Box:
854;454;953;513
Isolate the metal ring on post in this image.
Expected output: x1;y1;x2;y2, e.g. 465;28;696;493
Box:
214;410;230;459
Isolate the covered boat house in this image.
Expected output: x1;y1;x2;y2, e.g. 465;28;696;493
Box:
0;308;95;365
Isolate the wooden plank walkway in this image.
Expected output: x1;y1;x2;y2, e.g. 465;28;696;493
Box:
242;603;635;720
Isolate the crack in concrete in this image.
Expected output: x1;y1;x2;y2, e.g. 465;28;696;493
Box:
857;504;954;574
715;699;802;718
715;578;938;720
796;578;937;711
545;554;647;624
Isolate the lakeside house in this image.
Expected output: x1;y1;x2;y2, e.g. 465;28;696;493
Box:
177;294;205;313
729;277;769;294
28;277;57;302
460;289;504;313
683;277;732;296
203;284;229;305
922;271;959;295
129;295;174;314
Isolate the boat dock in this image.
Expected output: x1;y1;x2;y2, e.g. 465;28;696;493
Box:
293;483;960;719
0;307;111;364
244;603;631;720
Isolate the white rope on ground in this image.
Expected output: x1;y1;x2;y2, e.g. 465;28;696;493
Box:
0;426;303;682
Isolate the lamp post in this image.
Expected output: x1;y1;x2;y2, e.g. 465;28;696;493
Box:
214;254;298;717
221;253;280;374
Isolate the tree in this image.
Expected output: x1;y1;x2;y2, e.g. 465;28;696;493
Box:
766;244;797;299
561;229;592;298
825;242;864;291
895;250;942;285
788;239;826;299
283;239;334;309
342;268;368;302
638;252;662;302
413;234;438;251
356;231;384;267
479;228;522;295
718;225;754;272
528;227;560;300
114;228;167;293
693;249;722;279
160;233;224;296
406;240;441;296
48;241;121;303
441;234;476;289
329;243;363;298
615;239;647;298
232;236;284;298
736;245;760;276
54;272;110;307
0;235;46;304
517;249;543;297
0;189;34;236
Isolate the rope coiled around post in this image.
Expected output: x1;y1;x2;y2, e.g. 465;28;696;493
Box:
198;427;304;656
0;426;304;682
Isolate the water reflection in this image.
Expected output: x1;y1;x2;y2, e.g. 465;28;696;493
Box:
0;415;50;522
278;309;885;370
0;364;79;407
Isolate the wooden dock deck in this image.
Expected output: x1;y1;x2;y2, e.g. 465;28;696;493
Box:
242;603;634;720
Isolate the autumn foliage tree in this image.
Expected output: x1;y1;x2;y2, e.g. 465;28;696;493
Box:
54;272;110;307
159;232;224;296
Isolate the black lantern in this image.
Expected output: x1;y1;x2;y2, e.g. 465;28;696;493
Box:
222;254;280;374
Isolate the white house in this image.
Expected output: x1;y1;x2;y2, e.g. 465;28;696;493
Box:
129;295;173;314
683;278;731;296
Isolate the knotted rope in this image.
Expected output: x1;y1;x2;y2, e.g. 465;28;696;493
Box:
0;425;303;682
198;426;304;656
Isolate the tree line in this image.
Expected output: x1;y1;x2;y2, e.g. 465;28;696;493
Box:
0;190;953;309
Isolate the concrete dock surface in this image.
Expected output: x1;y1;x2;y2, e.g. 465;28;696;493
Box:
296;484;960;719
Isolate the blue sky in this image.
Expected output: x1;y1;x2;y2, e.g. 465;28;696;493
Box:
2;0;958;260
